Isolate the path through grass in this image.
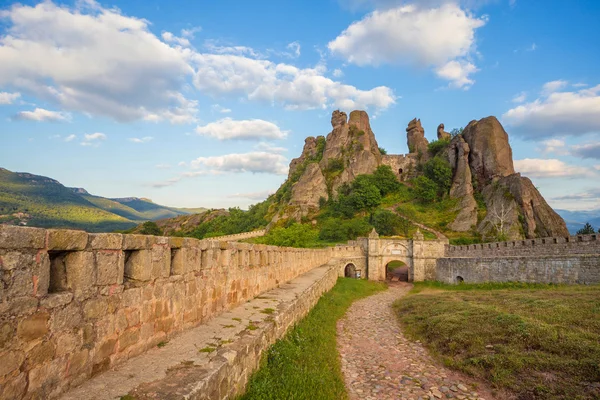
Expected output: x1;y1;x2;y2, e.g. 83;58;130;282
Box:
239;278;386;400
394;282;600;399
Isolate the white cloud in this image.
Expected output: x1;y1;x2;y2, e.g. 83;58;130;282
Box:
435;60;478;89
195;118;288;141
181;26;202;39
192;53;396;111
333;68;344;78
502;83;600;138
254;142;287;153
191;152;288;175
0;1;197;124
514;158;592;178
228;190;274;200
542;80;568;95
128;136;153;143
64;134;76;142
0;91;20;104
211;104;232;113
538;138;568;155
512;91;527;103
571;142;600;160
328;3;486;88
161;32;190;47
14;108;70;122
573;83;588;88
81;132;106;147
286;41;301;57
526;42;537;52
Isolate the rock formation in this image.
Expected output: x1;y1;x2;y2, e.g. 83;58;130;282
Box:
406;118;429;156
271;110;568;240
462;116;515;188
448;136;477;231
437;124;451;141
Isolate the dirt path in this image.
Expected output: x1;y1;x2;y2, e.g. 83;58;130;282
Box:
337;282;497;400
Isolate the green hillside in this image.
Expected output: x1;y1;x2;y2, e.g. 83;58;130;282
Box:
0;168;206;232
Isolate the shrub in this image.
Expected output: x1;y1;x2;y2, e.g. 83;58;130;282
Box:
372;165;401;196
427;138;450;157
371;209;399;236
423;157;452;197
139;221;162;236
576;222;596;235
413;176;438;203
378;147;387;155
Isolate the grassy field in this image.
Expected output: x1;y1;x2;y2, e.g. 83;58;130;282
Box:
239;278;386;400
394;282;600;399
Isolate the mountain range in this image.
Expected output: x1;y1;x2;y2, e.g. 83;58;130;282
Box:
555;209;600;234
0;167;206;232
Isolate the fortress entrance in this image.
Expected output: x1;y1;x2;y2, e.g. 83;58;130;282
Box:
386;260;408;281
344;263;358;278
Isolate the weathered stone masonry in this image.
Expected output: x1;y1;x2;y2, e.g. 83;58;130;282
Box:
437;234;600;284
0;225;362;400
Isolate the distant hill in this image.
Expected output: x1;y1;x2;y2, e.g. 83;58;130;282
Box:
0;167;206;232
556;209;600;234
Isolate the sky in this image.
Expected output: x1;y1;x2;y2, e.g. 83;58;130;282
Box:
1;0;599;211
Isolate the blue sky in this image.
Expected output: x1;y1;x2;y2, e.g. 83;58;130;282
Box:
1;0;599;210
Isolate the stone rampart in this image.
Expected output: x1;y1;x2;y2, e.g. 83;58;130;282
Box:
438;234;600;284
0;225;360;399
205;230;266;242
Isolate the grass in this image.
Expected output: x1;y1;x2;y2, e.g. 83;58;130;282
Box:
394;282;600;399
239;278;386;400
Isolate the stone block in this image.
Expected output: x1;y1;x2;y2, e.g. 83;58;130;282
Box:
118;328;140;351
124;250;152;282
51;302;83;332
40;292;73;309
96;250;124;285
67;349;89;376
6;296;39;317
47;229;88;251
17;312;49;342
121;287;141;308
169;237;185;248
170;247;185;275
28;358;64;393
35;250;50;297
0;322;14;348
0;251;35;271
65;251;96;299
0;371;27;399
152;245;171;279
123;234;150;250
0;225;45;249
88;233;123;250
84;298;108;320
0;350;24;377
7;268;34;298
25;340;56;369
55;332;81;357
93;338;117;363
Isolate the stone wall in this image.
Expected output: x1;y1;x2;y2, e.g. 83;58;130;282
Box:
381;154;417;182
205;230;266;242
0;225;357;400
437;234;600;284
437;256;600;285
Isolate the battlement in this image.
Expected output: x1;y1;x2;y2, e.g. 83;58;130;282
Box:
445;234;600;258
204;229;266;242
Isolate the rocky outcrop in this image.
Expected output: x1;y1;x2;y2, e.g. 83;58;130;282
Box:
437;124;451;141
406;118;429;156
448;136;477;231
462;116;515;188
289;163;328;210
288;136;323;179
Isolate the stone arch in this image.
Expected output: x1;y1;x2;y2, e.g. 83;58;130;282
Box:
456;275;464;283
344;263;357;278
385;260;409;281
377;241;412;282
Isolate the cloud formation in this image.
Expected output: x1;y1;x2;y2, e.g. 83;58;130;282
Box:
81;132;106;147
0;91;20;104
190;152;288;175
14;108;70;122
514;158;593;178
328;3;486;89
195;118;288;141
571;142;600;160
128;136;153;143
503;83;600;138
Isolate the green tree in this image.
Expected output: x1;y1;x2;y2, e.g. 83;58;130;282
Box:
378;147;387;155
371;209;399;236
413;176;438;203
427;138;450;157
348;175;382;214
139;221;162;236
576;222;596;235
371;165;400;196
261;223;318;248
423;157;452;197
450;127;464;137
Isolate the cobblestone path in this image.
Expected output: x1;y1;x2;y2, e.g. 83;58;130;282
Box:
337;282;499;400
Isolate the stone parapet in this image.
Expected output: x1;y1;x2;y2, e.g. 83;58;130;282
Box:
0;225;352;400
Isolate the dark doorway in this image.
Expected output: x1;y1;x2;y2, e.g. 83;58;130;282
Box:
456;276;464;283
399;168;403;174
344;263;357;278
386;260;408;282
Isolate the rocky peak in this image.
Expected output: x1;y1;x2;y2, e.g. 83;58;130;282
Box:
288;136;324;179
406;118;429;156
331;110;347;128
437;124;451;141
462;116;515;188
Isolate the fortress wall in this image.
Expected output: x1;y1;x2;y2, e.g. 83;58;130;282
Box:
0;225;362;400
436;256;600;285
445;234;600;258
438;234;600;284
205;229;266;242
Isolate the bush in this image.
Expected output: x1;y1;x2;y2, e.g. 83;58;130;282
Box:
423;157;452;197
260;223;319;248
378;147;387;155
139;221;162;236
371;209;399;236
427;138;450;157
318;217;371;242
372;165;401;196
413;176;438;203
576;222;596;235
